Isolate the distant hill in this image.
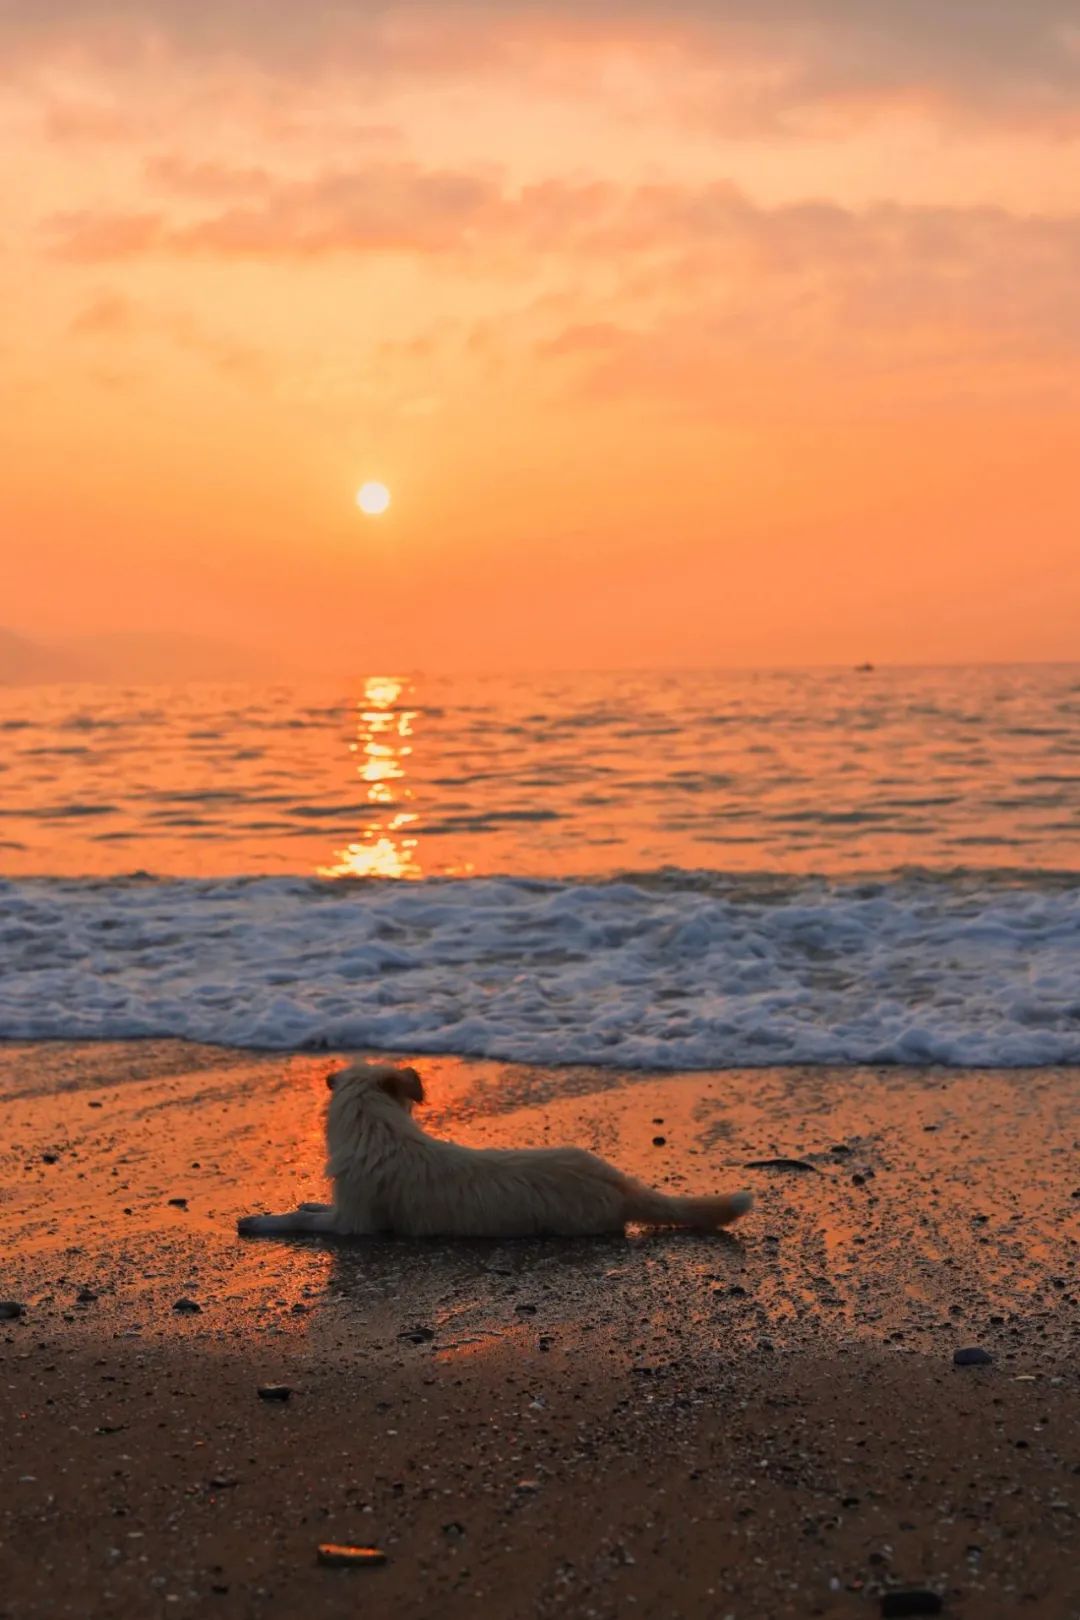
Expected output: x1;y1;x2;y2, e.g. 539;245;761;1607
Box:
61;632;289;683
0;627;292;685
0;627;90;684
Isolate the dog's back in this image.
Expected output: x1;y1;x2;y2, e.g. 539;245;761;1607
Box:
327;1066;753;1239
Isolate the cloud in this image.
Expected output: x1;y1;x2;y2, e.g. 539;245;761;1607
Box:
4;1;1080;133
45;164;503;259
43;97;136;143
48;163;1080;422
49;212;164;260
180;167;500;255
144;156;277;198
540;322;631;358
69;289;136;335
44;166;1080;356
68;289;269;385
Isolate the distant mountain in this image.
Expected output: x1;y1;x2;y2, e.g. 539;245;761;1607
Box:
61;632;289;683
0;627;90;684
0;627;292;685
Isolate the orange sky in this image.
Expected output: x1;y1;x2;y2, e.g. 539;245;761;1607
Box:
2;1;1078;671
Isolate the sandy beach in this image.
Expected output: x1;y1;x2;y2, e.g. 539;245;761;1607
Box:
2;1042;1078;1619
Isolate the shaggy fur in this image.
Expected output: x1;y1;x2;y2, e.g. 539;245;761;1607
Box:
238;1062;753;1240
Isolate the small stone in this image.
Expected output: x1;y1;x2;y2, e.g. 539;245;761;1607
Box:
0;1301;26;1320
652;1136;667;1147
168;1198;188;1209
442;1522;465;1538
881;1591;943;1618
291;1303;309;1314
953;1346;993;1367
727;1284;748;1297
173;1298;201;1314
743;1157;819;1173
398;1326;435;1344
257;1385;292;1401
42;1153;59;1165
316;1544;386;1569
515;1479;541;1494
76;1287;98;1304
852;1173;866;1186
209;1477;239;1490
515;1304;538;1315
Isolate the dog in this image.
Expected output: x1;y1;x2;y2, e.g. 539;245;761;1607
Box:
237;1062;753;1240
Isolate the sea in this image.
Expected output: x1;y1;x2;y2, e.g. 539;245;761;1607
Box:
0;665;1077;1067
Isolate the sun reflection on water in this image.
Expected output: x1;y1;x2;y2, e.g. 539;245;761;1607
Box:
319;675;421;879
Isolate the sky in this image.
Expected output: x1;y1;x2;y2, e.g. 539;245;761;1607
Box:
2;0;1079;671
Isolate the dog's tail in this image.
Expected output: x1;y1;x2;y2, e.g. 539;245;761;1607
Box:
624;1186;754;1230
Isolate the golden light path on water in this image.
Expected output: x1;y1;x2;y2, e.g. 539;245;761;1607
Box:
319;675;422;880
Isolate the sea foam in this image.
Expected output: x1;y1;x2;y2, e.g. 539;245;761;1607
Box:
0;873;1076;1067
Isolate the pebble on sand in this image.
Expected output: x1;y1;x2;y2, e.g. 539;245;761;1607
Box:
316;1544;387;1569
172;1298;202;1314
0;1301;26;1320
881;1591;944;1618
257;1385;292;1401
953;1346;993;1367
744;1157;820;1173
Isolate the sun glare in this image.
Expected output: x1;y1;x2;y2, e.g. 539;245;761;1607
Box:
356;481;391;516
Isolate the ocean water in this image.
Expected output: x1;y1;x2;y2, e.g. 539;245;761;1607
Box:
0;666;1077;1065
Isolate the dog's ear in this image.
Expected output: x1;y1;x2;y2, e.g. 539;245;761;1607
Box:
326;1062;359;1091
378;1065;425;1106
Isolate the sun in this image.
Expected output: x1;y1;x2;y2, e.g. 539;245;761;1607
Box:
356;481;391;516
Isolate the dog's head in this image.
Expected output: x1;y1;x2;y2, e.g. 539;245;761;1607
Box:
323;1062;426;1182
326;1061;425;1112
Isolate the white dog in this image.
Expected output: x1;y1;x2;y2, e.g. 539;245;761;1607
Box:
238;1062;753;1240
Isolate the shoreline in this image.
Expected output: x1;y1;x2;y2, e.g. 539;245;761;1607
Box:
2;1042;1078;1617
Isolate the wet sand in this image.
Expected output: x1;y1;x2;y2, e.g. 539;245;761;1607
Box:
1;1042;1078;1618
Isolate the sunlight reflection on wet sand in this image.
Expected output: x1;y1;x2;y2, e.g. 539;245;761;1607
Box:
1;1043;1076;1369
